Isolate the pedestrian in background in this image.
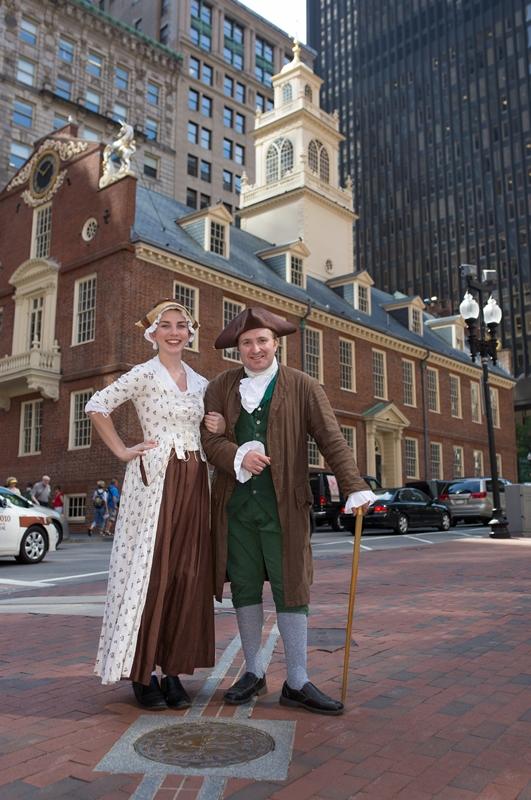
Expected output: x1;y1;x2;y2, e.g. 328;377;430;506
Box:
104;478;120;536
32;475;51;506
6;477;21;496
22;483;33;502
52;486;64;515
89;480;108;537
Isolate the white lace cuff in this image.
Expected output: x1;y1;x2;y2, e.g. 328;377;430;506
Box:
85;397;111;416
344;490;377;512
234;441;265;483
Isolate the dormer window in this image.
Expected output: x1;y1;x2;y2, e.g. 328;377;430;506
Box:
266;137;293;183
308;139;329;183
179;202;232;258
210;220;226;256
289;255;303;287
282;82;292;103
410;306;423;335
357;284;369;313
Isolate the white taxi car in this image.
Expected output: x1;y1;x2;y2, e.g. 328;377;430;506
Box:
0;492;58;564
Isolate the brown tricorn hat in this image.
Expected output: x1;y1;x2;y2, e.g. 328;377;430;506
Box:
214;307;297;349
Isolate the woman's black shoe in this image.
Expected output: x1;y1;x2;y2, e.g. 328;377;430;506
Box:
161;675;192;709
132;676;167;709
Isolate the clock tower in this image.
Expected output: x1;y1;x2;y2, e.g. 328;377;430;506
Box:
238;42;357;282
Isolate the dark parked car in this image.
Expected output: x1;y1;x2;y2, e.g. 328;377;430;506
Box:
405;480;451;505
309;471;381;531
340;487;452;534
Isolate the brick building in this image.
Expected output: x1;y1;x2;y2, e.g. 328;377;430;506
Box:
0;47;516;529
2;0;313;215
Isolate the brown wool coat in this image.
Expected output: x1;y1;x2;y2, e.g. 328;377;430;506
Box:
201;365;369;607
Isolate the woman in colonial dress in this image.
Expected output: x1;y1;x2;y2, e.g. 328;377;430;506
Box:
85;299;222;710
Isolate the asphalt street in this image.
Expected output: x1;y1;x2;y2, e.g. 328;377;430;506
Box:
0;522;490;596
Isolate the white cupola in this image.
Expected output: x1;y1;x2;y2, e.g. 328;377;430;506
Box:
239;41;357;282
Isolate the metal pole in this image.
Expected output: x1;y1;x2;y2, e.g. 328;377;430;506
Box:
481;355;510;538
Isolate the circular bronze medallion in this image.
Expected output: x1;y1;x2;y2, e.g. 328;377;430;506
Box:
134;721;275;768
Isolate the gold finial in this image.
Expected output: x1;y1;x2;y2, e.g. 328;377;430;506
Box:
292;38;301;62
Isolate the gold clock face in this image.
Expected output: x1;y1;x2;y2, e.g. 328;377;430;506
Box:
30;151;60;197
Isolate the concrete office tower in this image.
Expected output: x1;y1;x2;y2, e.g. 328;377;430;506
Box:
307;0;531;403
95;0;314;214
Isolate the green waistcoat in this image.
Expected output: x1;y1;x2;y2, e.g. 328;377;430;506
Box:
228;374;279;521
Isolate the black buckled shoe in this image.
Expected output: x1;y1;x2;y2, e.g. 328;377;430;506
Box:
132;676;167;710
224;672;267;705
279;681;344;715
161;675;191;709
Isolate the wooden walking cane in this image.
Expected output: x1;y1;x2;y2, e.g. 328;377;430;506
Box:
341;506;364;704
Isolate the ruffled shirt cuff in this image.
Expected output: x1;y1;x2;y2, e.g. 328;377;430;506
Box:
85;397;110;416
234;441;265;483
344;490;377;512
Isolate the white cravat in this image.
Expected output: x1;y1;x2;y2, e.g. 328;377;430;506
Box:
239;358;279;413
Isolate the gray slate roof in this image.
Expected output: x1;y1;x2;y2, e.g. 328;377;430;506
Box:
133;186;510;378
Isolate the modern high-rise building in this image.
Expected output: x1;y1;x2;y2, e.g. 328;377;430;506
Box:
307;0;531;395
95;0;314;213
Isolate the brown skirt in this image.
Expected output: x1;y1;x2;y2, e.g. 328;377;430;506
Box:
129;453;215;685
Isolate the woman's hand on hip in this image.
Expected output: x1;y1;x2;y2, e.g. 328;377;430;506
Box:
203;411;226;434
119;440;158;462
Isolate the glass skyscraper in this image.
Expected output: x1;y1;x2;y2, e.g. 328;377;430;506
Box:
308;0;531;386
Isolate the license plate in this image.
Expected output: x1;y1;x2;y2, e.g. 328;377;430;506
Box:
453;499;466;505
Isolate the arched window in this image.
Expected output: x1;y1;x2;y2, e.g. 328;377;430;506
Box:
282;82;293;103
265;138;293;183
304;84;313;102
307;139;329;183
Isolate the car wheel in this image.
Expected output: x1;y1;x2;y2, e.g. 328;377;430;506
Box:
15;526;48;564
395;513;408;534
439;512;451;531
52;519;63;548
332;511;345;532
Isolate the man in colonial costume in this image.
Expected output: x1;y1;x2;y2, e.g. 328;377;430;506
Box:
202;307;375;715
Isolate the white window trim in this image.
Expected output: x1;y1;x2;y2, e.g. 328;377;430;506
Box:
173;280;200;352
471;381;482;424
409;306;423;335
449;374;462;418
30;203;52;260
71;273;97;347
404;436;419;479
372;348;388;400
473;449;484;476
287;253;306;289
339;338;356;392
208;218;229;258
18;399;42;456
355;282;371;314
453;445;464;478
426;366;440;413
340;424;357;460
430;441;443;479
490;386;500;428
402;358;416;407
68;389;93;450
65;494;87;522
305;325;323;384
222;297;245;362
308;435;324;468
496;453;503;477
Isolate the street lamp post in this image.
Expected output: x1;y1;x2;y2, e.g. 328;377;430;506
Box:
458;272;510;539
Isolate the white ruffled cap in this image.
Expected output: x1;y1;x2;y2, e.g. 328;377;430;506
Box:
144;313;196;350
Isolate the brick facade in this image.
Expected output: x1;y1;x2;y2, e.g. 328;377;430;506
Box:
0;127;517;529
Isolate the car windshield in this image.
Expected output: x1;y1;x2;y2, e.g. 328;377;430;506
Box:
0;488;32;508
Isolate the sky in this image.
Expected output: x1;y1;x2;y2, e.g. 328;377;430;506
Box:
241;0;307;43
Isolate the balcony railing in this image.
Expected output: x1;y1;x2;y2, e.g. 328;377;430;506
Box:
0;344;61;411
